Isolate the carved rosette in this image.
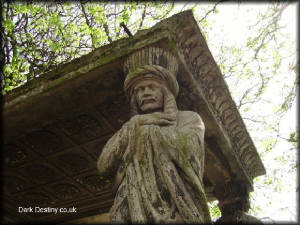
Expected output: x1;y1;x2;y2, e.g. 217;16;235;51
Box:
4;144;28;167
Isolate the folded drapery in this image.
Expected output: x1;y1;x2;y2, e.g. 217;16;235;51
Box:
98;110;212;224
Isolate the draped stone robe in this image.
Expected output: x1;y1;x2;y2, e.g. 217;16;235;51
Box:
97;110;212;224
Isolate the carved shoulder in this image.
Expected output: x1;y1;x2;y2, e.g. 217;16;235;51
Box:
177;110;205;130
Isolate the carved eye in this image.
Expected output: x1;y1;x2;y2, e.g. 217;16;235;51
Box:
135;86;144;95
135;87;141;93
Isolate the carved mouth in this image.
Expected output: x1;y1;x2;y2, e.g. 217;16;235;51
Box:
142;99;156;105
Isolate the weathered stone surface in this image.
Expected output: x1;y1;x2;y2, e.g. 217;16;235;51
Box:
98;47;211;223
2;10;265;223
216;210;264;224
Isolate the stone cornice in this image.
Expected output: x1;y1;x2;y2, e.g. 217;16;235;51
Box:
162;10;266;181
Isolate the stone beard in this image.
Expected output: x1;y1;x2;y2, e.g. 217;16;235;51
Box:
97;60;212;223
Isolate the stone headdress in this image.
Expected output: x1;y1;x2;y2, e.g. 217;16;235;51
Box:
123;47;179;97
123;47;179;116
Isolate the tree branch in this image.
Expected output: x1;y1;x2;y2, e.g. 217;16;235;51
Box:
138;4;147;30
198;1;221;23
79;2;95;49
103;13;113;43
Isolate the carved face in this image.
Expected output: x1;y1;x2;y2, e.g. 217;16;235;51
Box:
134;78;164;113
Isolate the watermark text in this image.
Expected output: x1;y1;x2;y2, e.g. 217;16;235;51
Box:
18;206;77;214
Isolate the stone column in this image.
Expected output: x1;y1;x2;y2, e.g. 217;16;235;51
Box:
214;181;263;223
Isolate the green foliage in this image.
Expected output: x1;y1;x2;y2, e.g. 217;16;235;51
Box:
288;131;298;148
2;1;184;94
208;200;221;220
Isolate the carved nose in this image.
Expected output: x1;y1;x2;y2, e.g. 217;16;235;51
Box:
142;87;152;96
142;93;152;98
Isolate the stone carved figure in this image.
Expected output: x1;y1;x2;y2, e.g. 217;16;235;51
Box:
97;47;212;224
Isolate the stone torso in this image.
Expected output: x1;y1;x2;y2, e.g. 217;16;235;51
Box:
98;110;211;224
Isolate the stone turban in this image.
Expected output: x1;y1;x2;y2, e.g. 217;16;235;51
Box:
123;47;179;97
